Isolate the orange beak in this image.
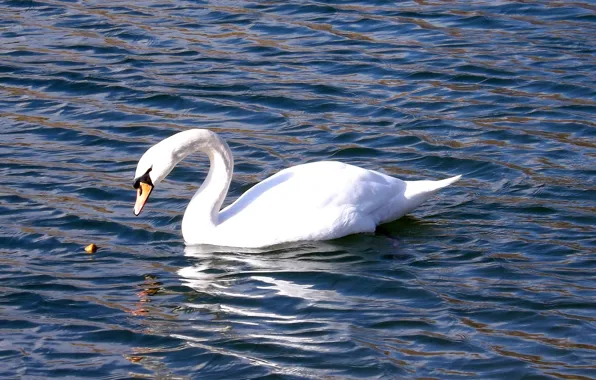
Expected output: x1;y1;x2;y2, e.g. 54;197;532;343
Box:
134;182;153;216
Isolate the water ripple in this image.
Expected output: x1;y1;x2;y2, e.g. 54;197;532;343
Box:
1;0;595;378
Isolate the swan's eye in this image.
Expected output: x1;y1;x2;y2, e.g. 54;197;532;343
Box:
133;168;153;190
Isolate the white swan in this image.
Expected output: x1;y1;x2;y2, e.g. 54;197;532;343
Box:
133;129;461;248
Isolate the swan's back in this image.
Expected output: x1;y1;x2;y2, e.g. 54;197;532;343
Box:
217;161;407;245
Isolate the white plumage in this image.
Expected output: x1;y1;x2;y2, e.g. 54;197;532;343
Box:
133;129;460;248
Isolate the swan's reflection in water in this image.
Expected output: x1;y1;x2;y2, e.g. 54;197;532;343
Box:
137;223;444;376
177;236;417;320
179;241;356;301
174;240;409;374
178;227;418;310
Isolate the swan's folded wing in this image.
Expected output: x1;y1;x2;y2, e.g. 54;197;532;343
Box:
218;161;405;235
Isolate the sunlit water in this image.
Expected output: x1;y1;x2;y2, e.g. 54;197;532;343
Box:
1;1;595;378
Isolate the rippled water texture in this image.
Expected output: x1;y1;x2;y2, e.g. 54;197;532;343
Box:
1;0;595;378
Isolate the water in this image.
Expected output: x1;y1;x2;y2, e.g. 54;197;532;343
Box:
1;0;595;378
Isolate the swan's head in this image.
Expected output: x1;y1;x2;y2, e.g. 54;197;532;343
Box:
133;135;183;216
132;129;228;216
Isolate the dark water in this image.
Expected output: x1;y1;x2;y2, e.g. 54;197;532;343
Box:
1;0;595;378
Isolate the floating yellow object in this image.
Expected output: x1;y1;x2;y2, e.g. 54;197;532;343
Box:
84;244;97;254
127;356;143;363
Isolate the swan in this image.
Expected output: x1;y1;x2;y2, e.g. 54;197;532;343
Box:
133;129;461;248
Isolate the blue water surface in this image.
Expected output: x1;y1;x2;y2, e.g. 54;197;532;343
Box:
1;0;595;379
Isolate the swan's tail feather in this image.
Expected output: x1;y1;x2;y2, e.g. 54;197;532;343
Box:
401;175;461;215
405;175;461;196
431;174;462;191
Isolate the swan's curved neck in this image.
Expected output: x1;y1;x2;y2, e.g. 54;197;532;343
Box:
177;130;233;242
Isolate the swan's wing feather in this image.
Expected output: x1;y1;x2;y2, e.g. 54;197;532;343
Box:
219;161;404;237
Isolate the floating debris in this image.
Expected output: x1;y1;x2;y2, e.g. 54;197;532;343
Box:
126;356;143;363
84;244;97;254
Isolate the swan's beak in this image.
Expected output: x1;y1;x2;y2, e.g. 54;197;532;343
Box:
134;182;153;216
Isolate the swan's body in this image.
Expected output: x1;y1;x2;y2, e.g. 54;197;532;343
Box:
133;129;460;248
